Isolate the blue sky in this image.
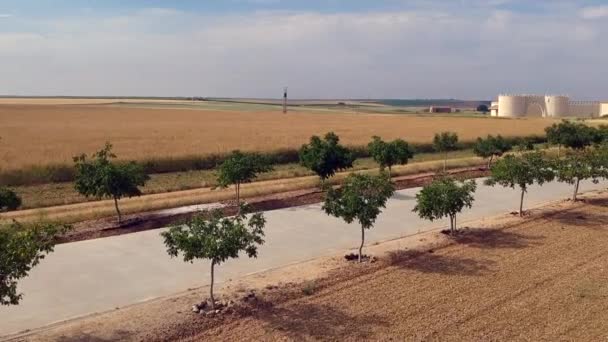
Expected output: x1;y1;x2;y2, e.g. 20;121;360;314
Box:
1;1;607;99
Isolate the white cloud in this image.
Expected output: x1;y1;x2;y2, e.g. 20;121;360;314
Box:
0;14;13;18
0;6;606;99
580;5;608;19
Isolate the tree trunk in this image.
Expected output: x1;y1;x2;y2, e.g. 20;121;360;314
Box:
388;165;392;178
449;215;453;233
557;145;561;157
487;155;494;169
359;226;365;263
113;196;122;223
210;260;216;310
235;182;241;215
453;214;457;233
573;178;580;202
443;152;448;172
519;188;525;217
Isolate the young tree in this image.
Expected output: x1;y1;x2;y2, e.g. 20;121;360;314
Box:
433;131;459;171
545;120;596;156
485;152;555;216
323;173;394;262
217;150;273;214
555;149;607;201
73;143;149;223
413;177;476;234
368;136;414;177
299;132;355;182
1;221;71;305
473;135;512;168
161;206;265;309
0;187;21;211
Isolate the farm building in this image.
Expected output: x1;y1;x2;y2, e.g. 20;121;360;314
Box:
429;106;452;113
491;94;608;118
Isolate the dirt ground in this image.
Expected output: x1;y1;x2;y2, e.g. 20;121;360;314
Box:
12;192;608;342
0;103;554;170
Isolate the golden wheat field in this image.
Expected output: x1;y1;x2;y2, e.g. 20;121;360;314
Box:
0;103;557;170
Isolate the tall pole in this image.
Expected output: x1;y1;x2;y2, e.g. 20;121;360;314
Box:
283;87;288;114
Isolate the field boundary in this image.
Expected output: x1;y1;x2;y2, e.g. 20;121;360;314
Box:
0;135;546;186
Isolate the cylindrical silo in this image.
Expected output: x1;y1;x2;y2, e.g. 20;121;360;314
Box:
544;95;569;118
498;95;526;117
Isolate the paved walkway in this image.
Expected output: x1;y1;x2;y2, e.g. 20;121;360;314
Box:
0;179;605;335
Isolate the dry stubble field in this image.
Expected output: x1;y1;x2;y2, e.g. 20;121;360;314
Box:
0;103;556;171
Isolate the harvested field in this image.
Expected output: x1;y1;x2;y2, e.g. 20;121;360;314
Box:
0;104;556;171
19;193;608;341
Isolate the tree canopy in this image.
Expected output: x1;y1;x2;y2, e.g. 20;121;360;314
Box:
0;187;21;212
299;132;355;181
413;177;476;234
473;135;512;168
433;131;459;171
217;150;272;212
73;143;149;222
1;221;71;305
485;151;555;216
368;136;414;176
477;104;489;113
555;148;608;201
323;173;394;262
545;120;596;152
161;206;265;309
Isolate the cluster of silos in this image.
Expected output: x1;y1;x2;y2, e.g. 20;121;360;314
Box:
497;94;572;118
544;95;570;117
497;95;527;117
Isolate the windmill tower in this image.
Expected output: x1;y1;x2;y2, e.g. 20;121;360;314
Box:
283;87;288;114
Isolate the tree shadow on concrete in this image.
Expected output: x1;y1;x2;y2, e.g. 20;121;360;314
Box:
255;301;388;340
387;250;493;276
56;330;132;342
451;228;544;250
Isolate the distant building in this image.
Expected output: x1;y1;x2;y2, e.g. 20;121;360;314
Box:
429;106;452;113
491;94;608;118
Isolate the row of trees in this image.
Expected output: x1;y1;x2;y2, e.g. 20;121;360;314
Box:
6;121;608;309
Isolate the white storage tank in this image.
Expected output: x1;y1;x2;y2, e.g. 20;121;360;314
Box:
498;95;526;117
544;95;569;117
600;103;608;117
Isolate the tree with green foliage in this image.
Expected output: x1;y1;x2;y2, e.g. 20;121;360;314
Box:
368;136;414;177
1;221;71;305
545;120;596;156
555;148;608;201
477;104;489;113
473;135;512;168
73;143;150;223
485;152;555;216
323;173;394;262
161;206;265;309
299;132;355;182
413;177;476;234
217;150;273;214
433;131;459;171
0;187;21;212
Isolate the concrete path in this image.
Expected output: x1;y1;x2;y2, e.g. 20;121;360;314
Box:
1;179;605;335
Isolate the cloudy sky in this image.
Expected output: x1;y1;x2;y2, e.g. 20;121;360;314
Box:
0;0;607;99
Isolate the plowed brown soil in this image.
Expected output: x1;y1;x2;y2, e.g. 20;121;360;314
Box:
17;194;608;342
179;197;608;341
